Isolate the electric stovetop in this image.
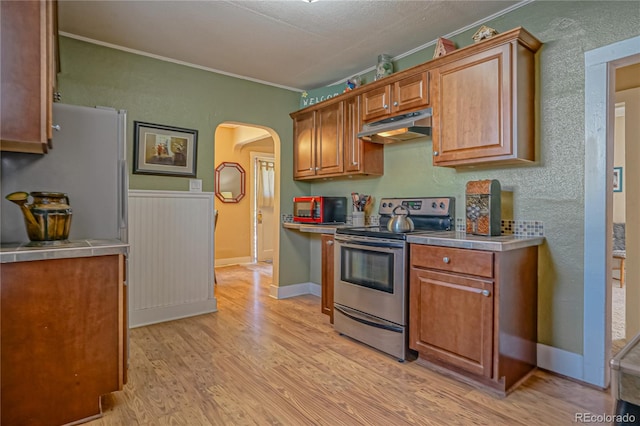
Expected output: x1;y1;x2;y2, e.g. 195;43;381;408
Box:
336;197;456;240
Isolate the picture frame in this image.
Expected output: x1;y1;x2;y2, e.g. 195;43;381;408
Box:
133;121;198;177
613;166;623;192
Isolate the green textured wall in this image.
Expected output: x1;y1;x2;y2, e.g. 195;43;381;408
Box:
57;0;640;354
310;1;640;354
57;36;313;287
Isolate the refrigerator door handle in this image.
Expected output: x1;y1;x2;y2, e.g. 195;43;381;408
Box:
119;160;128;235
118;109;128;243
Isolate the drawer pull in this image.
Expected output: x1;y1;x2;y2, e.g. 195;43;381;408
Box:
482;289;491;297
442;256;450;264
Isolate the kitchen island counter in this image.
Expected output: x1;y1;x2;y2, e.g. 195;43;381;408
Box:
407;231;544;251
1;239;128;263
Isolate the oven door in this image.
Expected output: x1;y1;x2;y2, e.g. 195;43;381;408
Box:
334;235;406;325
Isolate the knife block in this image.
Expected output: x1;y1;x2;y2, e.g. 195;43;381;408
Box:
466;180;501;236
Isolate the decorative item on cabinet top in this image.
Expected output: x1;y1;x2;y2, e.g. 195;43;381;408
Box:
375;54;393;80
433;37;457;59
472;25;498;42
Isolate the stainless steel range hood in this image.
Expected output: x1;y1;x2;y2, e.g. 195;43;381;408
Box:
357;108;432;143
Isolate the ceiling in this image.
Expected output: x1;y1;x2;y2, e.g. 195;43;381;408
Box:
58;0;528;92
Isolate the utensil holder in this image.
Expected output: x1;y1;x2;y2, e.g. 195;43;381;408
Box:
352;211;365;227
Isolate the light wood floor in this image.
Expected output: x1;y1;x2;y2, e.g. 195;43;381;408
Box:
88;263;616;425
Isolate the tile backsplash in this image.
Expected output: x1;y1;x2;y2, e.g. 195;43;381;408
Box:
284;213;544;237
456;218;544;237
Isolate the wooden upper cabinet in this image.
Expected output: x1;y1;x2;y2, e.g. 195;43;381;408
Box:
431;32;540;167
293;110;316;178
1;0;58;154
291;28;540;174
293;102;344;179
393;72;430;114
361;85;391;123
362;71;430;123
316;101;344;176
292;98;382;180
344;96;383;175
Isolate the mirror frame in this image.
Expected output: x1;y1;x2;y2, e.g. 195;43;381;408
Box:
215;162;246;203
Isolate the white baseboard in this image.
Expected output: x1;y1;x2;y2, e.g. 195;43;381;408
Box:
269;282;320;299
215;256;252;267
537;343;583;381
130;299;218;328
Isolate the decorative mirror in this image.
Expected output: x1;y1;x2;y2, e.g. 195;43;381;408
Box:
215;162;246;203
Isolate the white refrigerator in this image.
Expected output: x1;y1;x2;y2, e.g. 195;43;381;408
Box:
1;103;128;244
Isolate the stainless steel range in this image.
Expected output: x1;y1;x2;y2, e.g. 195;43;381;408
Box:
333;197;455;361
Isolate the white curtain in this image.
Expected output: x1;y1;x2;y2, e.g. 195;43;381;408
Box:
258;160;275;207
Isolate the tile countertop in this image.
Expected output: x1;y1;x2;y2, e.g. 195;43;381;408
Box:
282;222;348;234
284;223;544;251
1;239;129;263
407;231;544;251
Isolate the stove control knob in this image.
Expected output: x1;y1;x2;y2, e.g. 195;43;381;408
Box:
440;202;446;210
388;202;393;208
432;202;437;209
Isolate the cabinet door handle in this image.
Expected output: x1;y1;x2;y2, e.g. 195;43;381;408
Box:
327;240;334;246
482;289;491;297
383;104;389;109
52;124;61;131
442;257;450;264
433;151;439;156
309;167;314;171
393;101;399;107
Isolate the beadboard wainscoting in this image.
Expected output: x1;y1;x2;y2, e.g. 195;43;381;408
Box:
128;190;217;327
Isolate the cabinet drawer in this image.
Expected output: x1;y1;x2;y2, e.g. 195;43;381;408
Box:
410;245;493;278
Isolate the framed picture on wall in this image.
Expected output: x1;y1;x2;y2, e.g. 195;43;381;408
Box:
133;121;198;177
613;167;623;192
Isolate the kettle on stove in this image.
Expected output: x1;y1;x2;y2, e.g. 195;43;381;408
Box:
387;205;415;233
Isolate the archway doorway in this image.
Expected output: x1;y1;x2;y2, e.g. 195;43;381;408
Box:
213;123;280;284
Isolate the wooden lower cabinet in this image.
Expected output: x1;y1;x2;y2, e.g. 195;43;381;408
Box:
1;254;127;425
409;244;538;395
321;234;335;323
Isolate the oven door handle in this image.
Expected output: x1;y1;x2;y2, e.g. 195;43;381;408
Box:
335;240;404;250
334;305;403;333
